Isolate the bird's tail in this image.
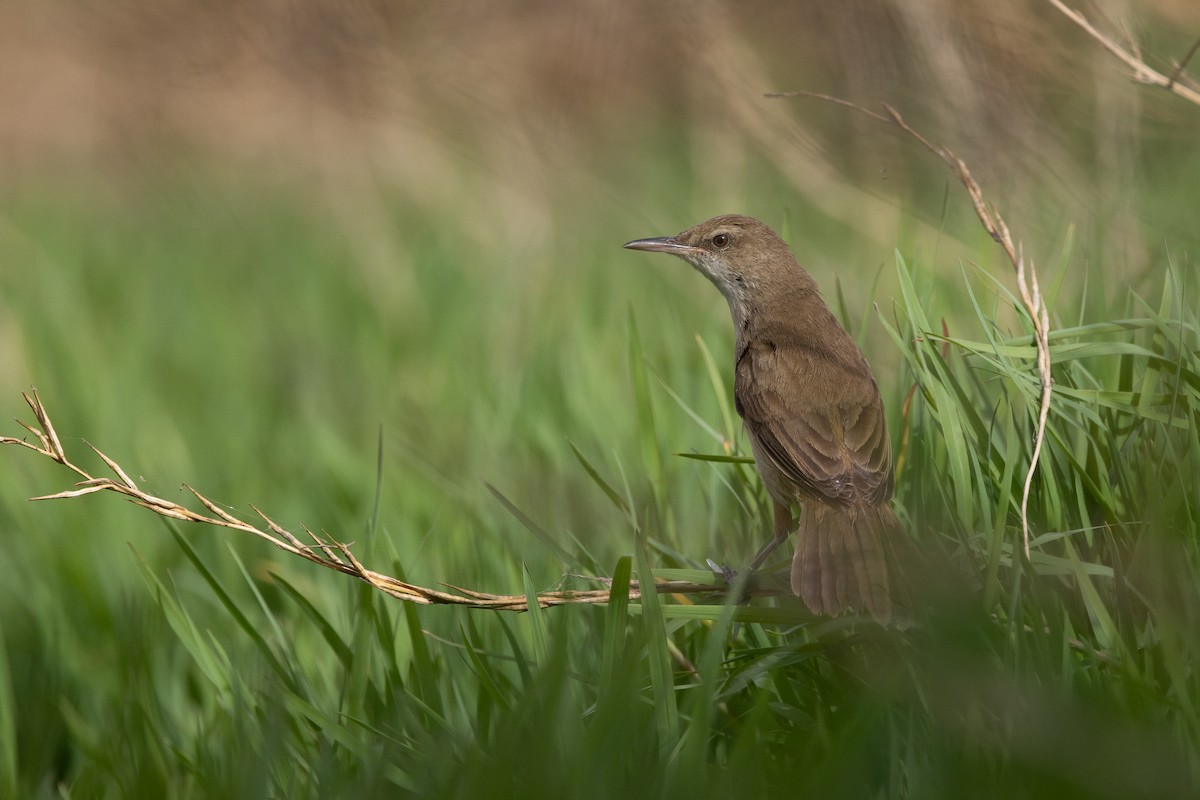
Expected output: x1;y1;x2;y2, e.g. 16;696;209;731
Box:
791;502;911;623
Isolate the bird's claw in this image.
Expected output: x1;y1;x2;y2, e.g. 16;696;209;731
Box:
706;559;738;585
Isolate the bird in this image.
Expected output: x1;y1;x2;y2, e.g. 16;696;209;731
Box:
624;214;910;622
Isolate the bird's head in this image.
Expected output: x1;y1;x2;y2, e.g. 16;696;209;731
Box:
623;215;814;325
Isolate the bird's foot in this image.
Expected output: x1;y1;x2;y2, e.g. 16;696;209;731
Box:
706;559;739;585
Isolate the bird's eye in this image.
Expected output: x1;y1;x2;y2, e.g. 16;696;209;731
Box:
712;233;730;248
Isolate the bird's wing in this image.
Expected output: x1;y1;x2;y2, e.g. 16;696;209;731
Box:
735;336;893;507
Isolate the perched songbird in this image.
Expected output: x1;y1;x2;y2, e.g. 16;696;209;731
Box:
624;215;909;622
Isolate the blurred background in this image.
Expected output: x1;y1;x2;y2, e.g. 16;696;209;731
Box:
4;0;1198;264
1;0;1198;796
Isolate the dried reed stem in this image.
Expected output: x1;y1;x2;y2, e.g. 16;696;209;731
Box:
1;390;748;610
1046;0;1200;106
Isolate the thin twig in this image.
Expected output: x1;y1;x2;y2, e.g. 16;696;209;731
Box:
1;390;769;611
1167;36;1200;90
766;92;1054;558
1045;0;1200;106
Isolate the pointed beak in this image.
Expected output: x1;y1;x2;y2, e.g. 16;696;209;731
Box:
622;236;697;255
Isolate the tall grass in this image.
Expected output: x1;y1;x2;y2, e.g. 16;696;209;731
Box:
1;158;1198;799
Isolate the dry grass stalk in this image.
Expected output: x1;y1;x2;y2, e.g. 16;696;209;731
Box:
1046;0;1200;107
765;92;1054;558
1;389;742;611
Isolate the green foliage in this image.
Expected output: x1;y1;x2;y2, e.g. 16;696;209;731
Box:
1;163;1198;799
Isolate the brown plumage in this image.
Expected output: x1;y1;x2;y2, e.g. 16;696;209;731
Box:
624;215;910;622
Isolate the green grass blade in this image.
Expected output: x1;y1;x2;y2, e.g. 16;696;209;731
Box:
0;621;16;800
695;334;737;445
568;440;630;515
601;555;633;692
674;452;754;464
129;544;232;697
485;481;574;566
628;310;664;500
269;571;354;668
522;564;550;665
634;531;678;750
166;526;294;686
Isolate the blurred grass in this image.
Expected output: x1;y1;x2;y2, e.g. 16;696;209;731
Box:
2;76;1200;800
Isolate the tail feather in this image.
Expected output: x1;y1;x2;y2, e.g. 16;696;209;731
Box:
819;516;839;613
797;517;822;616
791;503;909;623
832;528;856;612
842;512;876;614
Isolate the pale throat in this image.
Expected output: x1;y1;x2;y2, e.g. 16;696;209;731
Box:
713;271;753;332
725;291;751;332
684;254;754;332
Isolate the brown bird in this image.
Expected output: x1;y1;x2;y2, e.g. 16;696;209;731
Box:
624;214;909;622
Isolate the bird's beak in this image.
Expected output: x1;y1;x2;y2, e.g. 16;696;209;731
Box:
623;236;697;255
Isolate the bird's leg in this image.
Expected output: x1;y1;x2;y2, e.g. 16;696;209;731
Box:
707;499;794;589
746;499;794;572
705;559;738;585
